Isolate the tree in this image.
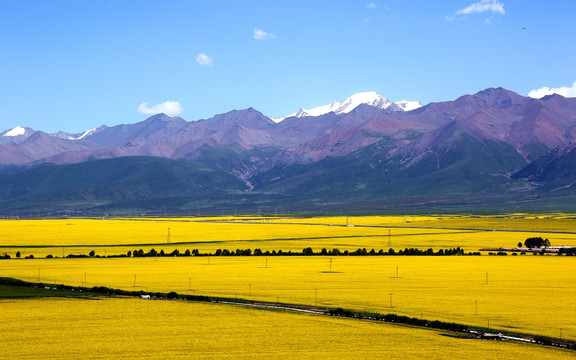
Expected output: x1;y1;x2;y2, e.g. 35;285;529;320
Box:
167;291;178;299
524;237;548;248
517;242;522;248
89;250;95;257
16;251;21;258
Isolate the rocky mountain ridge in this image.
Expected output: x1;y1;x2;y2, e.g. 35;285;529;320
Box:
1;87;576;214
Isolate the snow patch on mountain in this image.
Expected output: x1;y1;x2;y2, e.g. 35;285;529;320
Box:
395;100;423;111
2;126;26;137
270;91;422;122
75;128;98;140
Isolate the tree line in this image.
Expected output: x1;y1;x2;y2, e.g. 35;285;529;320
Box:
86;246;468;258
2;246;471;260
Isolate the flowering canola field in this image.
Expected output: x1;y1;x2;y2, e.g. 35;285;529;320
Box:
2;214;576;257
1;215;575;343
0;296;573;360
1;255;574;341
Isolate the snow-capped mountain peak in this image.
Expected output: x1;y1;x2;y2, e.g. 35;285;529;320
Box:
337;91;394;114
2;126;26;137
270;91;422;122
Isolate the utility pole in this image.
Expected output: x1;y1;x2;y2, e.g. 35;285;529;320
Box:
388;229;392;248
167;228;171;245
389;293;393;308
329;258;333;273
475;300;478;315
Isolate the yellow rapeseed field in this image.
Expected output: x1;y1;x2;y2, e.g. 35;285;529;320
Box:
0;296;573;359
1;214;575;346
2;214;576;257
1;255;574;341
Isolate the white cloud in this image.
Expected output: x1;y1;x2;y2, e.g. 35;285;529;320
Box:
456;0;505;15
253;28;276;40
366;2;377;9
196;53;213;66
528;81;576;99
137;101;184;116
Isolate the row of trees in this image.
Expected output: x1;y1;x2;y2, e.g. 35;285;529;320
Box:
301;247;466;256
2;247;472;260
123;246;468;258
1;252;34;259
328;307;468;333
2;246;473;260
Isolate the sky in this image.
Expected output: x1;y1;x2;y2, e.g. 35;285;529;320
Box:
1;0;575;133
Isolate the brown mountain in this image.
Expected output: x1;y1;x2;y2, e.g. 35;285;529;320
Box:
2;88;576;213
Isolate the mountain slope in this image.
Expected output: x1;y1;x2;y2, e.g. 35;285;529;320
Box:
250;120;527;206
0;156;247;212
513;143;576;192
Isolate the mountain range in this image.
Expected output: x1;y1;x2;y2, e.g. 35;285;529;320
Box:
2;88;576;216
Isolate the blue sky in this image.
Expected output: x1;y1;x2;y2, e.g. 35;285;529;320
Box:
1;0;575;133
